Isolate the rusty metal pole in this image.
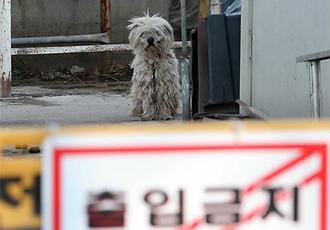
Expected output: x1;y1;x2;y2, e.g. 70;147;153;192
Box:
0;0;12;97
100;0;111;35
100;0;111;73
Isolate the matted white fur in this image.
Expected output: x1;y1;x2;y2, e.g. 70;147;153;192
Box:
127;13;181;121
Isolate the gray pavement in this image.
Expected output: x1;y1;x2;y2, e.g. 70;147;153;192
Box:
0;86;182;126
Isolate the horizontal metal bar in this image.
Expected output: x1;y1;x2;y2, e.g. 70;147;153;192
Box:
11;44;130;55
11;41;191;56
12;33;110;46
296;50;330;63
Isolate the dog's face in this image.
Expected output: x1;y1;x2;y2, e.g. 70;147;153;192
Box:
127;13;174;55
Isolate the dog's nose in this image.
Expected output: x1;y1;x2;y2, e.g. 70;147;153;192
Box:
147;37;154;45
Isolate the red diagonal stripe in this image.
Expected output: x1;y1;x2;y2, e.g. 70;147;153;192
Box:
243;149;315;195
177;150;317;230
176;218;204;230
220;170;321;230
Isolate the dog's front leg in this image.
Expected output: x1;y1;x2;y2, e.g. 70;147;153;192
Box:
140;89;159;121
129;80;143;117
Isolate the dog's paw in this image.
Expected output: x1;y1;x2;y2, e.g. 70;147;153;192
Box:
140;116;153;121
130;105;142;116
140;115;173;121
163;115;173;121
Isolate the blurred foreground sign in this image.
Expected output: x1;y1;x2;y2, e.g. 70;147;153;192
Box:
42;123;330;230
0;158;41;230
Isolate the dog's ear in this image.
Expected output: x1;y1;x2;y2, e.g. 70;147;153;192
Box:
127;18;143;48
127;26;137;47
163;22;174;42
127;18;139;43
164;23;174;36
127;20;138;31
127;16;146;31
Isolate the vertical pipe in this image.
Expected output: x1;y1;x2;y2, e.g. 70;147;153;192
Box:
309;60;322;120
239;0;254;116
181;0;187;57
100;0;112;72
199;0;209;20
181;0;191;120
210;0;221;14
0;0;12;97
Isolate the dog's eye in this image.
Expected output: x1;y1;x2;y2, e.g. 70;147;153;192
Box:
149;29;160;35
140;32;146;37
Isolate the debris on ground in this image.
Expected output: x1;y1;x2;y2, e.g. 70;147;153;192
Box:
12;64;133;87
70;65;86;75
29;146;41;154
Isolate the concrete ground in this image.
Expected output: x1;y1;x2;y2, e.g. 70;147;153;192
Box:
0;86;182;126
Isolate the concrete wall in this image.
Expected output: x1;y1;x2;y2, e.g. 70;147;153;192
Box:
11;0;101;37
240;0;330;119
11;0;172;73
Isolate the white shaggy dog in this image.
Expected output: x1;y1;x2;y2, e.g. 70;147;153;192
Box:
127;13;181;121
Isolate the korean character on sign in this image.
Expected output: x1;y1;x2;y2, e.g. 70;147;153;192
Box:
262;186;299;221
144;189;184;227
204;187;241;225
0;175;41;215
87;191;126;227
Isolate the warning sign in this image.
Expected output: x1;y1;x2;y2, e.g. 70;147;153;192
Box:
0;158;41;230
42;123;329;230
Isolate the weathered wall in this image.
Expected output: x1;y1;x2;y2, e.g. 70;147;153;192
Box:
11;0;101;37
12;0;103;72
11;0;172;73
240;0;330;118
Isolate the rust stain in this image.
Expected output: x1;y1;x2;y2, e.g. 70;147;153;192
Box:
0;73;11;97
199;0;209;20
100;0;111;39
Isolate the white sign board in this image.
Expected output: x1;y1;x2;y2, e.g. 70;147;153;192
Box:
43;124;330;230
